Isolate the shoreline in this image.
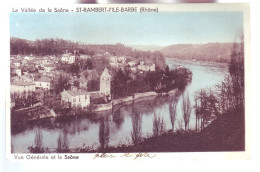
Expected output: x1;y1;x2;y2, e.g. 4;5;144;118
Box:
166;57;229;68
12;88;179;123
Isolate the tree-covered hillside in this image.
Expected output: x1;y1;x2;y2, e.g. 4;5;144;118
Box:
160;43;235;63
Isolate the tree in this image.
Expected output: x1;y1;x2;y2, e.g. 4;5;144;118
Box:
131;112;142;145
153;113;166;137
228;35;244;109
99;116;110;150
169;99;177;132
182;93;192;131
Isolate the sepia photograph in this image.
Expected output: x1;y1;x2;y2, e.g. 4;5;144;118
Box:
9;5;248;154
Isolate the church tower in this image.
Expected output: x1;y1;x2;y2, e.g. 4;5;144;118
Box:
100;68;111;95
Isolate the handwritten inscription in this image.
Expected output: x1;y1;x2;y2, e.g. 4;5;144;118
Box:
93;153;116;159
93;153;156;160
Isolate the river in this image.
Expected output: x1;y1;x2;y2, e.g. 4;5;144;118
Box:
11;58;228;153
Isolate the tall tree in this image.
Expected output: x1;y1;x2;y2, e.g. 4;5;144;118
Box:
182;93;192;131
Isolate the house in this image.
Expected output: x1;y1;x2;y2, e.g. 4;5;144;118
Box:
128;61;137;67
78;73;88;89
109;56;118;67
61;89;90;108
11;80;35;97
12;75;34;83
61;53;75;64
128;61;138;71
14;68;22;76
118;56;126;63
44;64;55;72
35;76;53;90
21;59;28;65
137;61;155;72
80;55;91;59
24;55;35;61
13;60;21;67
42;59;49;64
109;56;127;68
100;68;111;95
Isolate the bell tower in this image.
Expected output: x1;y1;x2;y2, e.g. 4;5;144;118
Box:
100;68;111;95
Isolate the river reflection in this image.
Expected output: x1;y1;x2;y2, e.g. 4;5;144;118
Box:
11;58;228;153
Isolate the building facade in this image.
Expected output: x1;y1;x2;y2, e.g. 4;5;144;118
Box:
11;80;36;98
61;89;90;108
99;68;111;95
35;76;53;90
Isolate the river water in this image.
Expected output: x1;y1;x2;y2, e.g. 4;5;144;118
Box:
11;58;228;153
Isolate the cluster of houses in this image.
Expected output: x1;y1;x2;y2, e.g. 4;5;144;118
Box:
10;50;156;109
107;55;155;72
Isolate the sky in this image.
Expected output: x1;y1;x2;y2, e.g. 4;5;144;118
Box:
10;12;243;46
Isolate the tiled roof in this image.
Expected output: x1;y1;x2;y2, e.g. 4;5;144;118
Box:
44;64;55;67
13;59;21;63
65;89;89;96
11;80;34;86
36;76;52;83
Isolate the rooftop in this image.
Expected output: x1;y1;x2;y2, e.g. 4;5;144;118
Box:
65;89;89;96
100;68;111;78
11;80;34;86
36;76;52;83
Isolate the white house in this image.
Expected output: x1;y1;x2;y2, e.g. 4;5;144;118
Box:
137;61;155;72
61;89;90;108
80;55;91;59
14;68;22;76
24;55;35;61
109;56;118;67
61;53;75;64
109;56;126;68
44;64;55;72
13;60;21;67
11;80;35;97
35;76;53;90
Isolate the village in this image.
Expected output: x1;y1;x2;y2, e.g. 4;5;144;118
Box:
10;50;160;117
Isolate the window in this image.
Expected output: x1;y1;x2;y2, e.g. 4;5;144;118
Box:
79;98;80;102
73;98;76;102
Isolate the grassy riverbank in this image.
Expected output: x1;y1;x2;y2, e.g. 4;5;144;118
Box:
104;108;244;152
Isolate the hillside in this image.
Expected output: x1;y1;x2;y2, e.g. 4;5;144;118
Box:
160;43;235;63
129;45;164;52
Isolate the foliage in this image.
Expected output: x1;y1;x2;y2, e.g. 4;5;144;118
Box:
161;43;236;63
182;93;192;130
153;113;166;137
99;116;110;150
54;74;70;94
131;113;142;145
194;36;244;132
169;99;177;132
111;66;191;99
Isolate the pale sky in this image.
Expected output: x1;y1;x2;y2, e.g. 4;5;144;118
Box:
10;12;243;46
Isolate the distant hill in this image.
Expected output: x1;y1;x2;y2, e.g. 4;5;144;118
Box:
129;45;165;52
160;43;235;63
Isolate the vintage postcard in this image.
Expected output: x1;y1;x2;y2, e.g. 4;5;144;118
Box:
6;3;250;161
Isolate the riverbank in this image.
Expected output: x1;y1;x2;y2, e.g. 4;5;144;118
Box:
166;57;229;69
61;108;244;153
103;108;244;152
